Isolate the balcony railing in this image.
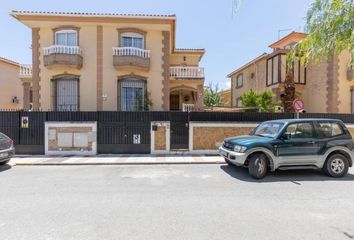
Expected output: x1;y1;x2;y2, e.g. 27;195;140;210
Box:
19;64;32;78
112;47;150;58
170;67;205;79
43;45;82;56
112;47;150;70
43;45;83;69
182;103;195;112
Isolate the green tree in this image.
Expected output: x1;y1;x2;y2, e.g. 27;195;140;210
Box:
240;89;278;112
203;83;224;107
289;0;354;66
234;0;354;112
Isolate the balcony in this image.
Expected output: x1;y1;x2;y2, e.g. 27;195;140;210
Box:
19;64;32;80
170;67;205;80
113;47;150;70
43;45;83;69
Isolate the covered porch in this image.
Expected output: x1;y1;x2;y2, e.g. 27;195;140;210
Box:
169;85;203;112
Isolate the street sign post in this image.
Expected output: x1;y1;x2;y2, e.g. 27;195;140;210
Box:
293;99;305;119
293;99;305;112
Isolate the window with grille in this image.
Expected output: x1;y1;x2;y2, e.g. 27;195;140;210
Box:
120;80;146;111
52;77;79;111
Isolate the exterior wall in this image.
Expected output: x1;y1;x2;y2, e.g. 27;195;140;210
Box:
151;121;170;153
219;90;231;107
36;22;173;111
231;58;270;107
39;25;98;111
0;61;22;109
44;122;97;155
102;24;168;111
190;122;354;154
189;122;258;153
170;54;200;66
337;50;353;113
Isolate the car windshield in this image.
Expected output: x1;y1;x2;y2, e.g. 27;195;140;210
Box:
251;122;284;138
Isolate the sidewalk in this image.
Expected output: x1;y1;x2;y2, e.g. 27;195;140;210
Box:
10;154;225;166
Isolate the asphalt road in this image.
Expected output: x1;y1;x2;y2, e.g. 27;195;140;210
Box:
1;164;354;240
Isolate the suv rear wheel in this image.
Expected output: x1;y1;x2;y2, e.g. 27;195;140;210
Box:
248;153;268;179
323;153;349;178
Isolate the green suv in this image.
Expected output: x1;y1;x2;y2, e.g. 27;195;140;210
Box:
219;119;354;179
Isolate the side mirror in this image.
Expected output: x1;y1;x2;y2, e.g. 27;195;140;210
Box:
281;133;291;140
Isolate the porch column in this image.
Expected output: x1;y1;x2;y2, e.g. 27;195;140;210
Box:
195;84;204;111
22;82;31;110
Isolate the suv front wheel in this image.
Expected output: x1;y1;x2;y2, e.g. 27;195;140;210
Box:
248;153;268;179
323;153;349;178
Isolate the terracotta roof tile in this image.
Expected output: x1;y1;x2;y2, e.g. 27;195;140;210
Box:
0;56;19;66
11;10;176;19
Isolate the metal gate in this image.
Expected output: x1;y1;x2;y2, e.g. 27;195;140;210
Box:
97;112;151;154
170;112;189;150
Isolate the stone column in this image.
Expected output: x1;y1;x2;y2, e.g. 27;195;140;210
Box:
196;84;204;111
22;82;31;110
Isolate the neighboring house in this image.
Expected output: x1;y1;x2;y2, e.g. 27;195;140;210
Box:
228;32;354;113
0;57;32;110
218;89;231;107
11;11;205;112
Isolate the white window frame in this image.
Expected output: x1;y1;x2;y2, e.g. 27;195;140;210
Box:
55;30;78;46
120;32;145;49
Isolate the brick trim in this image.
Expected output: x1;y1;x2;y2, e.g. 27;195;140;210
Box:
326;54;340;113
22;82;31;110
117;28;147;48
32;28;41;110
161;31;170;110
96;25;103;111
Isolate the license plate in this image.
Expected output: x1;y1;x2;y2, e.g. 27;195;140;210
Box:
0;152;8;158
220;150;228;158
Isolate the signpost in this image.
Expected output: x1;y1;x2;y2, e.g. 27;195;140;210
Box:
293;99;305;119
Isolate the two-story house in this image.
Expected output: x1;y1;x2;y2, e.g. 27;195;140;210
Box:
228;32;354;113
11;11;205;112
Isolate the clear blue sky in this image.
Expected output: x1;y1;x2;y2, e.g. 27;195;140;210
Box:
0;0;309;89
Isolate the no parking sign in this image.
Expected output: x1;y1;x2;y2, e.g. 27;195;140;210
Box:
293;99;305;112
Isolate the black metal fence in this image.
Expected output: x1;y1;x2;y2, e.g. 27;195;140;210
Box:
0;111;353;154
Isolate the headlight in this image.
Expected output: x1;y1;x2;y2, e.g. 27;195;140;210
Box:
233;145;247;153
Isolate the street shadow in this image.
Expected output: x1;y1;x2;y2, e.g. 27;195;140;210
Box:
220;164;354;183
0;164;12;172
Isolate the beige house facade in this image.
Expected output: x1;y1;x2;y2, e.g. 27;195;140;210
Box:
11;11;205;112
228;32;354;113
0;57;32;110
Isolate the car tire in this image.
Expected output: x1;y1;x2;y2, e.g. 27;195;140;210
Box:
224;158;234;166
248;153;268;179
0;160;10;166
323;154;349;178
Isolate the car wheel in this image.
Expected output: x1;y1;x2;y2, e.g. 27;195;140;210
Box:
324;154;349;178
248;153;268;179
0;160;10;166
224;158;234;166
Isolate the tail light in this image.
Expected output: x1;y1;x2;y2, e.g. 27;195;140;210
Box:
8;139;14;146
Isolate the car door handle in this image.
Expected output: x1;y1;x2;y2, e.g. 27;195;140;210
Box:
307;141;316;144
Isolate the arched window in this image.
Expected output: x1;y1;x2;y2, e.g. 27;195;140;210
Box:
55;30;78;46
120;32;144;49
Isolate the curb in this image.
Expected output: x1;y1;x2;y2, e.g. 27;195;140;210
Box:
13;161;225;166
